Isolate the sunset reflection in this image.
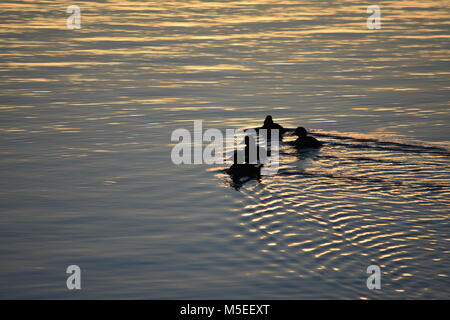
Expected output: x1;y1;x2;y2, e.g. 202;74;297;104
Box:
0;0;449;300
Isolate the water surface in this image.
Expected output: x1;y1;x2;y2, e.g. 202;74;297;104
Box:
0;0;449;299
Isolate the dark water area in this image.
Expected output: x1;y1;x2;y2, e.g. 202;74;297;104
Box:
0;0;449;299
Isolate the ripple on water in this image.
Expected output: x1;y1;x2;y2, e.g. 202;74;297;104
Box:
215;131;450;298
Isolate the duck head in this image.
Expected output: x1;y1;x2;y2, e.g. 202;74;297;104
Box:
263;115;273;127
294;126;307;138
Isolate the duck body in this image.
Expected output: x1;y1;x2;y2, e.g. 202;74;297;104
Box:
292;126;323;149
293;136;323;149
227;135;265;180
260;115;286;135
227;163;261;178
261;122;285;132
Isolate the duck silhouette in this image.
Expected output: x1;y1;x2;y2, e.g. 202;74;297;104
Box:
227;135;267;181
292;126;323;149
261;115;286;133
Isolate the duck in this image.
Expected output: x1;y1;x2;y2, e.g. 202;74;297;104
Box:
292;126;323;149
261;115;286;134
253;115;287;143
227;163;261;178
227;135;266;178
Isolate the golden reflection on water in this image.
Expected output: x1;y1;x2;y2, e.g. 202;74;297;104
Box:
0;0;449;299
217;129;450;295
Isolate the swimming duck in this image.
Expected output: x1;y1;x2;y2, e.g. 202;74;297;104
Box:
227;135;266;178
292;126;323;149
227;163;261;178
261;115;286;134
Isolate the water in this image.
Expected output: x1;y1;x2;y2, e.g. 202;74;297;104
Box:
0;0;449;299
